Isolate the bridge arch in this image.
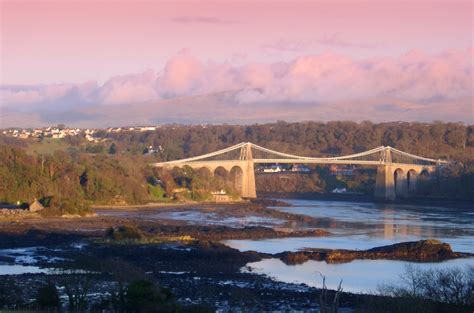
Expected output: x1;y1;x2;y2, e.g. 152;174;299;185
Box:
394;168;407;197
229;165;244;194
213;166;229;191
407;169;418;194
195;166;213;177
420;169;430;179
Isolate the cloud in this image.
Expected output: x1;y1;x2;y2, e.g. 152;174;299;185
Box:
171;16;236;24
158;49;205;97
98;70;159;105
0;48;472;126
317;33;381;49
263;34;381;52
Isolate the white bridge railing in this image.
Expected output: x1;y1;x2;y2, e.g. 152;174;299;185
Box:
152;142;446;167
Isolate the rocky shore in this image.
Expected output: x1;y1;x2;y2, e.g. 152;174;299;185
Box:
1;200;473;312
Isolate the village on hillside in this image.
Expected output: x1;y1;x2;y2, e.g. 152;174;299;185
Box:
1;125;163;142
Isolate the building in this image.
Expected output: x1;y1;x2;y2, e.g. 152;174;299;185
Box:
211;190;231;202
29;199;44;212
291;164;311;173
329;165;356;176
262;165;285;173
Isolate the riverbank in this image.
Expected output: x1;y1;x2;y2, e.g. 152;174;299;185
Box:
1;198;473;312
0;231;472;312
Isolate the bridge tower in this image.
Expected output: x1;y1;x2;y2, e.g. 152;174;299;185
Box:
240;143;257;198
374;147;396;200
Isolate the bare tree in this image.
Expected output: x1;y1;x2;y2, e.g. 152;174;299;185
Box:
60;274;93;312
318;273;343;313
378;265;474;306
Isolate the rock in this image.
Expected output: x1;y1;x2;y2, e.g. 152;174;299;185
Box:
275;240;470;265
363;239;456;261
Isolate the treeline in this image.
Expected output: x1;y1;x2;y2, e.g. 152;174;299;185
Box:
0;145;152;213
97;121;474;162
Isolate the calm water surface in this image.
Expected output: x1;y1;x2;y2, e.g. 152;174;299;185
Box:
225;199;474;292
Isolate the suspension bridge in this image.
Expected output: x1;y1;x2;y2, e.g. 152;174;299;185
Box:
152;142;447;200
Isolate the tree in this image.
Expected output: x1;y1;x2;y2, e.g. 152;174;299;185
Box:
63;274;93;312
125;280;177;313
35;282;60;311
109;143;117;154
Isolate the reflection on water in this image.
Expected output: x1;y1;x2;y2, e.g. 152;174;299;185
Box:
273;199;473;233
227;199;474;292
225;233;474;254
272;199;474;253
225;199;474;253
245;258;474;293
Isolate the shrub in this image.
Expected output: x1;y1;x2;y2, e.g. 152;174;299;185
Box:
378;264;474;306
106;225;143;241
39;197;91;217
125;280;177;313
35;282;60;310
148;184;165;199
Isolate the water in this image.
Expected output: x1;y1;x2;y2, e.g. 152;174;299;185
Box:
0;264;50;275
244;258;474;293
225;199;474;292
0;246;62;275
225;199;474;253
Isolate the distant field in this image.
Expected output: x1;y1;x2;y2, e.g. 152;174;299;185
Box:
26;138;73;155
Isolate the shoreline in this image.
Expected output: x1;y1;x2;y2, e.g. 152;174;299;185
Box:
0;197;473;311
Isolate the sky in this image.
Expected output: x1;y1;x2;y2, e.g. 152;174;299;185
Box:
0;0;473;127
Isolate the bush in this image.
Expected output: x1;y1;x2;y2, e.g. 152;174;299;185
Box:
35;282;60;310
378;264;474;306
148;184;165;199
125;280;177;313
106;225;143;241
39;197;91;217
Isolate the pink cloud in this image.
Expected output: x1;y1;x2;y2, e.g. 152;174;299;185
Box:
1;48;472;125
159;49;204;97
99;70;158;105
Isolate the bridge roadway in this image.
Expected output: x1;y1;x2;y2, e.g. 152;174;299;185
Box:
152;142;445;200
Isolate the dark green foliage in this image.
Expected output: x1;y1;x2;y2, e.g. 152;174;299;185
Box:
109;142;117;154
35;282;60;310
106;225;144;241
85;144;105;154
125;280;177;313
148;184;165;199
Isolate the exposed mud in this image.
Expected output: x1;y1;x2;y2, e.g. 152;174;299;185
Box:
0;200;473;312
